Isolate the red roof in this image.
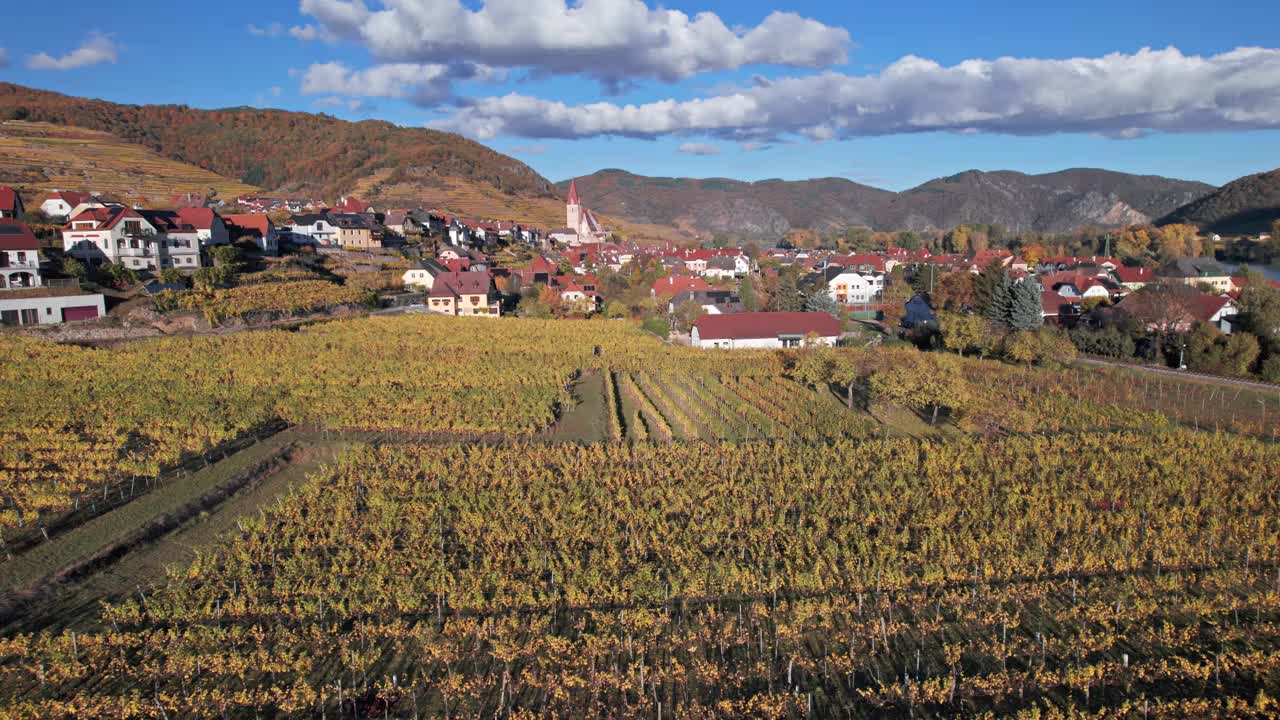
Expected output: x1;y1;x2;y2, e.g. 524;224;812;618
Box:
1186;294;1234;323
334;196;369;213
0;187;19;213
652;275;713;297
430;271;491;298
45;190;90;208
567;179;580;206
1113;266;1154;283
694;312;841;341
1041;290;1071;316
0;220;39;250
176;207;218;230
224;213;272;236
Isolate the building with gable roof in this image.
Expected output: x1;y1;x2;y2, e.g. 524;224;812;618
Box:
0;187;24;220
564;180;610;245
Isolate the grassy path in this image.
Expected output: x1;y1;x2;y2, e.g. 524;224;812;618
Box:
0;431;340;635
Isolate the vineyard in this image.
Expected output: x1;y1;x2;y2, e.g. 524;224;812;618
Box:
1;434;1277;718
0;120;258;202
2;315;1279;718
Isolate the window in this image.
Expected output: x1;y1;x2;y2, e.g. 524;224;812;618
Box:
124;220;141;235
16;252;25;262
20;308;38;325
781;338;801;349
0;310;17;326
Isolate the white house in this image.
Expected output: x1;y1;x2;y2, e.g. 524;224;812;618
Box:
39;190;93;219
402;259;448;290
62;206;202;271
176;208;229;247
0;220;42;290
691;312;841;349
288;213;339;246
1;219;106;325
827;271;884;305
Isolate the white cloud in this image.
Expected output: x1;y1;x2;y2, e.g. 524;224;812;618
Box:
289;24;334;42
270;86;283;98
0;48;8;69
677;142;721;155
740;141;772;152
297;0;849;84
435;47;1280;141
248;23;285;37
27;32;119;71
301;61;497;106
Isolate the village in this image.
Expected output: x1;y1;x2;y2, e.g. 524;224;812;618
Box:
0;179;1277;377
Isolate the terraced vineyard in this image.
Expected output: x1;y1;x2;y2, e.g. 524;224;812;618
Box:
0;121;258;202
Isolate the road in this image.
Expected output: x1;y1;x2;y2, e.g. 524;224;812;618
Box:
1076;357;1280;394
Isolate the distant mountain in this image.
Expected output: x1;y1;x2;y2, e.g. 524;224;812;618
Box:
559;168;1216;239
1159;168;1280;235
0;82;553;201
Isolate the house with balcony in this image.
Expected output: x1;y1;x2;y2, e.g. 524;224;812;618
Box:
0;220;42;289
61;206;201;271
0;219;106;325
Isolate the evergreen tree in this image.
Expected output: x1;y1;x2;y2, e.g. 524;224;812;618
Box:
770;272;805;312
805;289;839;317
973;260;1006;315
1007;279;1043;331
983;271;1012;325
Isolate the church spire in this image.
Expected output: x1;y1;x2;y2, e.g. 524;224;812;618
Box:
567;179;580;206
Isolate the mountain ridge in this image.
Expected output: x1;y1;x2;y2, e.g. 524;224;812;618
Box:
556;168;1217;239
1158;168;1280;235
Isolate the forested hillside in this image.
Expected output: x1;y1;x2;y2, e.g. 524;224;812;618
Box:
0;83;553;200
1160;168;1280;234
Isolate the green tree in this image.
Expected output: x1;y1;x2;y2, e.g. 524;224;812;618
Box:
982;271;1013;325
739;275;760;312
804;288;839;317
769;271;804;312
829;351;863;409
896;230;921;251
641;316;669;339
60;256;86;280
973;261;1007;318
1007;279;1043;331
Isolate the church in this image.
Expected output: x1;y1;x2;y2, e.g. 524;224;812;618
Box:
553;180;610;245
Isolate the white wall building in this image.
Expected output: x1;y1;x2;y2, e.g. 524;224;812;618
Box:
827;271;884;305
62;206;201;271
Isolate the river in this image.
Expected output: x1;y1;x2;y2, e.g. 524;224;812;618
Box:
1221;262;1280;284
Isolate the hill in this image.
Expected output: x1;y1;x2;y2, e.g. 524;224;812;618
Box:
0;82;552;204
0;120;259;204
559;168;1216;239
1158;168;1280;235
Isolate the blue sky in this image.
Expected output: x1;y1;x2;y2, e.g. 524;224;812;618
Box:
2;0;1278;190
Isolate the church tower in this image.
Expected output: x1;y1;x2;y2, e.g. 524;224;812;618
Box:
566;179;582;235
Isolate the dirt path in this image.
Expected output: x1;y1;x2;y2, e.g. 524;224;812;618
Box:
0;430;342;635
1076;357;1280;394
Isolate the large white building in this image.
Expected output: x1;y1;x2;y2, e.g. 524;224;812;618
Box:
62;206;202;271
691;312;841;349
